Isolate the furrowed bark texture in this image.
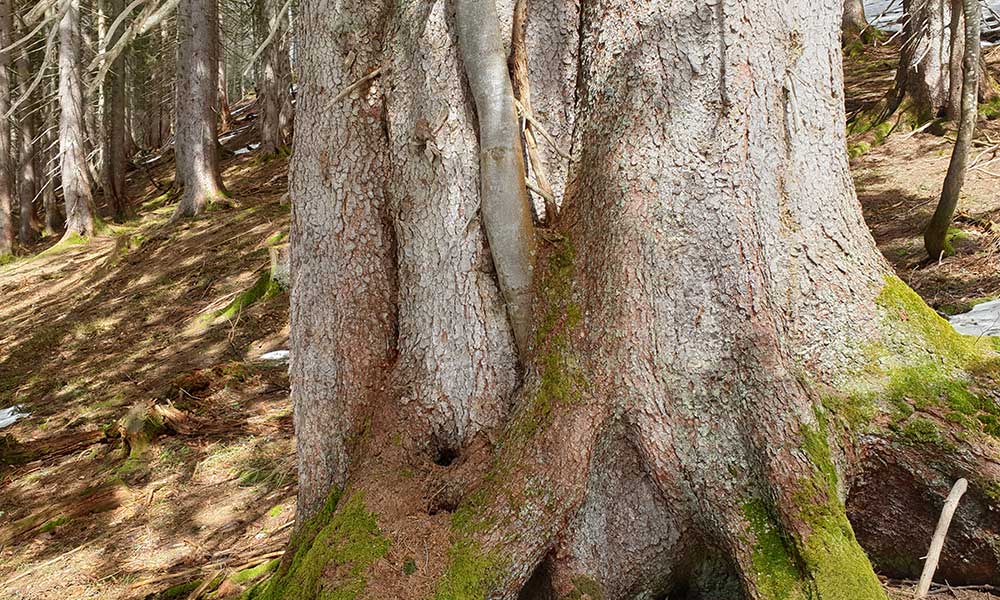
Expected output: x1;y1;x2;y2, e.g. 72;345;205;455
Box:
381;0;519;455
925;0;979;259
0;0;13;255
288;0;396;520
59;0;99;238
282;0;1000;598
174;0;226;218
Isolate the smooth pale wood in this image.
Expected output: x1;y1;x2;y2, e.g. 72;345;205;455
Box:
916;478;969;598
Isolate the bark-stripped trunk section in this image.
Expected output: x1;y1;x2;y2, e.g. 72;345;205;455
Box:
455;0;537;361
59;0;99;238
289;0;396;521
173;0;226;218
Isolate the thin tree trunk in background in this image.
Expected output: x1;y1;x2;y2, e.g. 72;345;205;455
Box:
946;0;965;121
101;0;130;221
255;0;292;156
173;0;226;218
59;0;99;238
843;0;868;39
14;11;40;244
0;0;13;256
217;5;231;134
43;77;64;236
925;0;980;258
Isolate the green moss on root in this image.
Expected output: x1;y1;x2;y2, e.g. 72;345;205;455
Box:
742;499;808;600
213;272;282;321
823;277;1000;445
246;490;390;600
514;237;583;440
433;539;502;600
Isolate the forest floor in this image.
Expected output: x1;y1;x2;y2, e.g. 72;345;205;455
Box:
0;100;296;599
1;43;1000;600
847;43;1000;316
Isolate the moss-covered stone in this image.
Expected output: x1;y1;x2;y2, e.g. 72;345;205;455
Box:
246;490;390;600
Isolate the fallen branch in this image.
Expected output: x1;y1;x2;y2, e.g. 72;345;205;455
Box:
915;478;969;598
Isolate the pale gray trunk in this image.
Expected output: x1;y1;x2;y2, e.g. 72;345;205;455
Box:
173;0;225;218
59;0;99;238
288;0;396;519
255;0;292;156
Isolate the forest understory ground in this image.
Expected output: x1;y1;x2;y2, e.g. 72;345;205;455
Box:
2;45;1000;599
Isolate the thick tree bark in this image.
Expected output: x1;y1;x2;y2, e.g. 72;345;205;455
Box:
270;1;1000;599
101;0;130;221
173;0;226;218
925;0;980;258
255;0;293;156
0;0;13;256
59;0;100;238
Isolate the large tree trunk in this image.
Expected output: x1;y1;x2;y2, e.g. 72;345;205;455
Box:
265;1;1000;599
0;0;13;256
59;0;99;238
173;0;226;218
255;0;292;156
101;0;130;221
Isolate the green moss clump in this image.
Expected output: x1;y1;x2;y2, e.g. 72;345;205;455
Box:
232;559;280;584
246;491;390;600
402;557;417;575
433;539;502;600
742;499;807;600
39;515;70;533
152;579;203;599
980;97;1000;119
213;272;282;321
847;142;871;159
514;238;583;440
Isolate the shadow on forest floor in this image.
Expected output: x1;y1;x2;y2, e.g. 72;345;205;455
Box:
0;98;296;599
847;42;1000;317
